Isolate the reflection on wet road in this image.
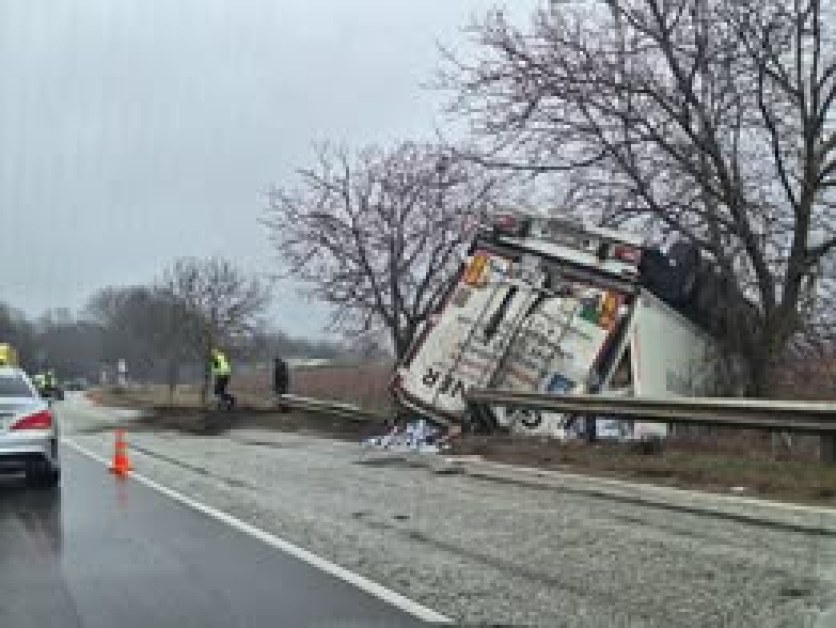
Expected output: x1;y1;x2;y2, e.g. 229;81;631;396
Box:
0;475;71;627
0;446;429;628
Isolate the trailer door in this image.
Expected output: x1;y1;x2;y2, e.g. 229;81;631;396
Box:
395;249;541;421
490;286;629;435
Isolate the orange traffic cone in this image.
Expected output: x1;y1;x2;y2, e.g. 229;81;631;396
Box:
109;429;132;476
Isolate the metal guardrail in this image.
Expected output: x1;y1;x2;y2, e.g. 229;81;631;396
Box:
465;389;836;434
277;394;390;423
282;389;836;434
281;390;836;461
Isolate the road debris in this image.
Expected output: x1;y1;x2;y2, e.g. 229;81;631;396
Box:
362;419;445;454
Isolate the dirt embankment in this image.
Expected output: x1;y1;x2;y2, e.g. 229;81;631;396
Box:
87;386;836;506
85;385;389;440
134;406;387;440
451;435;836;506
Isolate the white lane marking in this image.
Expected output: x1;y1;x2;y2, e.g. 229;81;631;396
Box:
63;438;452;625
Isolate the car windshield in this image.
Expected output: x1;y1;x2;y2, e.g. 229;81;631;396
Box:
0;373;34;398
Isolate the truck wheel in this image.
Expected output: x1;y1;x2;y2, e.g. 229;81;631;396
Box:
44;468;60;488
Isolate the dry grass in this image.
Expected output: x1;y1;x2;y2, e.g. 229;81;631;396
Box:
290;362;395;412
452;435;836;505
87;383;269;409
89;361;396;413
133;406;386;441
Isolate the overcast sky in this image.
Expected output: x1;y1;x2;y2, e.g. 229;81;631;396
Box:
0;0;536;339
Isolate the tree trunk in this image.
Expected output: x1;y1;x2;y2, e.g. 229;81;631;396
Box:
200;345;212;406
166;359;179;406
201;364;210;405
742;307;793;397
392;323;418;363
747;348;772;397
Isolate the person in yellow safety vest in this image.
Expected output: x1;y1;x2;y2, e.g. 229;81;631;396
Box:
210;349;235;409
44;370;56;391
0;344;17;366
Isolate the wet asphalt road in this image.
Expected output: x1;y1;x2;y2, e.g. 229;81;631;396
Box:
0;445;430;628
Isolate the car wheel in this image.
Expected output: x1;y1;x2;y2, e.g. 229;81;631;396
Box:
25;460;60;489
45;467;60;488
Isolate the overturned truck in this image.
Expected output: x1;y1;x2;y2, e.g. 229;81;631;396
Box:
393;213;745;440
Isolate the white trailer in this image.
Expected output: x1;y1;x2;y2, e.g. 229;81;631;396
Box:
393;213;733;440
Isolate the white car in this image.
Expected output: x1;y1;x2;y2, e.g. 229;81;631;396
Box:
0;366;60;488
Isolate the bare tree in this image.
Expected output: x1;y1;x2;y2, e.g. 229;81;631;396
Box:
445;0;836;393
161;257;271;401
85;285;203;395
264;142;502;359
85;286;168;379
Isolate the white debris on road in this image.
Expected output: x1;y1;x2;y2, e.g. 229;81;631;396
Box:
362;419;443;454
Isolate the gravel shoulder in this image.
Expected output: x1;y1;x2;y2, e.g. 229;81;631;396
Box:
88;385;836;508
60;396;836;627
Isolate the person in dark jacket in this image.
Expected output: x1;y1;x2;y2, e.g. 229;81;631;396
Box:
273;357;290;412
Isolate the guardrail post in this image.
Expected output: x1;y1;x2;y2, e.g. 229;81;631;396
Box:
821;435;836;463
